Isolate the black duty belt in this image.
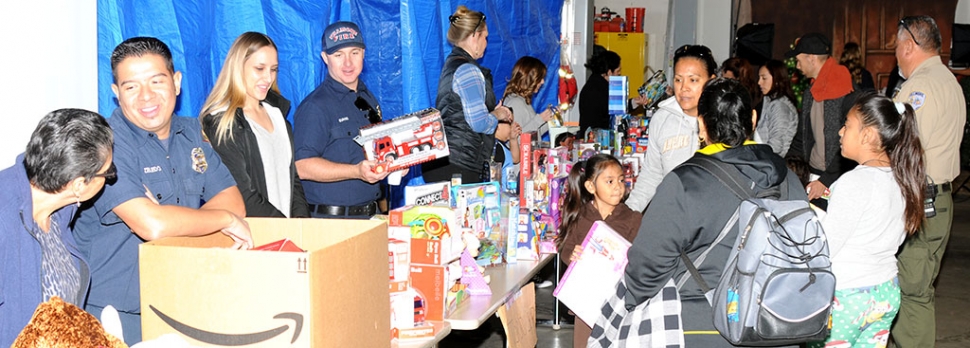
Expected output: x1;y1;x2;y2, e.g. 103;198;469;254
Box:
308;201;378;217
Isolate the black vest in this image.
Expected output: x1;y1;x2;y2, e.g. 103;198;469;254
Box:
436;47;497;175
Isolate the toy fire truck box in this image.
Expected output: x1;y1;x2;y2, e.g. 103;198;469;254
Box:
404;181;451;206
390;289;435;340
357;108;449;174
389;205;462;265
140;218;388;348
450;182;503;261
388;238;409;293
410;260;464;321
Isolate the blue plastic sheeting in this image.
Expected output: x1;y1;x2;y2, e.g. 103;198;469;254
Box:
98;0;562;208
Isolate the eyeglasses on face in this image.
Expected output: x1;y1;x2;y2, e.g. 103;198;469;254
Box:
899;19;922;47
354;96;382;124
92;162;117;181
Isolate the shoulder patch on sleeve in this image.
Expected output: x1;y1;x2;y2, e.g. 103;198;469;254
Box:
908;91;926;111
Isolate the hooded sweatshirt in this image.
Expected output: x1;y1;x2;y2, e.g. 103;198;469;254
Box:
625;97;698;212
623;143;806;347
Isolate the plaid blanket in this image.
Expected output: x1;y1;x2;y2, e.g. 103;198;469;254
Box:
587;278;684;348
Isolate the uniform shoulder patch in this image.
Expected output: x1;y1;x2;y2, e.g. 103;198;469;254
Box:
908;91;926;111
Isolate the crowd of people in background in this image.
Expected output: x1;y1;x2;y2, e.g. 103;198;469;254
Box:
572;14;963;348
0;5;964;348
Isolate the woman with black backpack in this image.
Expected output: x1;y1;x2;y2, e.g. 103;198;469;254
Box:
618;78;807;347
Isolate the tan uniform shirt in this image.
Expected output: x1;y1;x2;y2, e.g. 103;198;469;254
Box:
895;56;966;183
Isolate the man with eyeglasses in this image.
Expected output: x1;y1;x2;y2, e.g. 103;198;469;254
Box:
785;32;860;210
890;15;965;348
294;21;393;218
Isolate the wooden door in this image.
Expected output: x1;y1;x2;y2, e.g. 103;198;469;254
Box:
752;0;958;90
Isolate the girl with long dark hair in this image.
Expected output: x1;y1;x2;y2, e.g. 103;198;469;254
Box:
557;153;642;347
810;93;926;347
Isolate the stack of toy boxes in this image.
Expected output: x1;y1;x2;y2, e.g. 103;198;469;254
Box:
388;206;464;324
514;143;573;259
387;237;435;340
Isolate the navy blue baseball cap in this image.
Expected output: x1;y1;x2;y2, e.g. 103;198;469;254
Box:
323;21;365;55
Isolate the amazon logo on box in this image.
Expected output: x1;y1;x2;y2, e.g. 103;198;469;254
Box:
139;218;390;347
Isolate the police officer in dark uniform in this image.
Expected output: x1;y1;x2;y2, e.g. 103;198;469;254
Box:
73;37;252;345
294;21;395;218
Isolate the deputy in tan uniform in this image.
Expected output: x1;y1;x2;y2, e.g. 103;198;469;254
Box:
891;15;966;348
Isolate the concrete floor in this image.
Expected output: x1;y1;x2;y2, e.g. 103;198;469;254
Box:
440;170;970;348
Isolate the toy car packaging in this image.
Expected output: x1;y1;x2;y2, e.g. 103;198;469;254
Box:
356;108;449;174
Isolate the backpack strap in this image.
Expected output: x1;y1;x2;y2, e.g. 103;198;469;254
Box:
676;206;740;291
673;155;757;292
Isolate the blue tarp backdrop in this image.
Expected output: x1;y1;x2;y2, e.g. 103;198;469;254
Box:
97;0;562;124
97;0;562;208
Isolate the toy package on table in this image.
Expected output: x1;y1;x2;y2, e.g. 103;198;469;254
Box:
410;260;464;321
503;195;520;263
356;108;449;174
450;182;504;266
388;238;410;293
577;142;600;160
388;205;462;265
515;209;540;260
458;249;491;296
390;289;435;340
620;156;642;196
518;132;534;203
547;176;568;237
404;181;451;206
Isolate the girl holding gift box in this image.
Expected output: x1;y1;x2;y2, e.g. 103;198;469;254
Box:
557;153;642;347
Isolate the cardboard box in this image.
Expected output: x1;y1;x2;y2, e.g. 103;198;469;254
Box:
140;218;390;348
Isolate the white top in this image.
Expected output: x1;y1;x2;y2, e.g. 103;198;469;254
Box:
503;93;544;134
625;97;698;212
246;103;293;217
821;165;906;290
